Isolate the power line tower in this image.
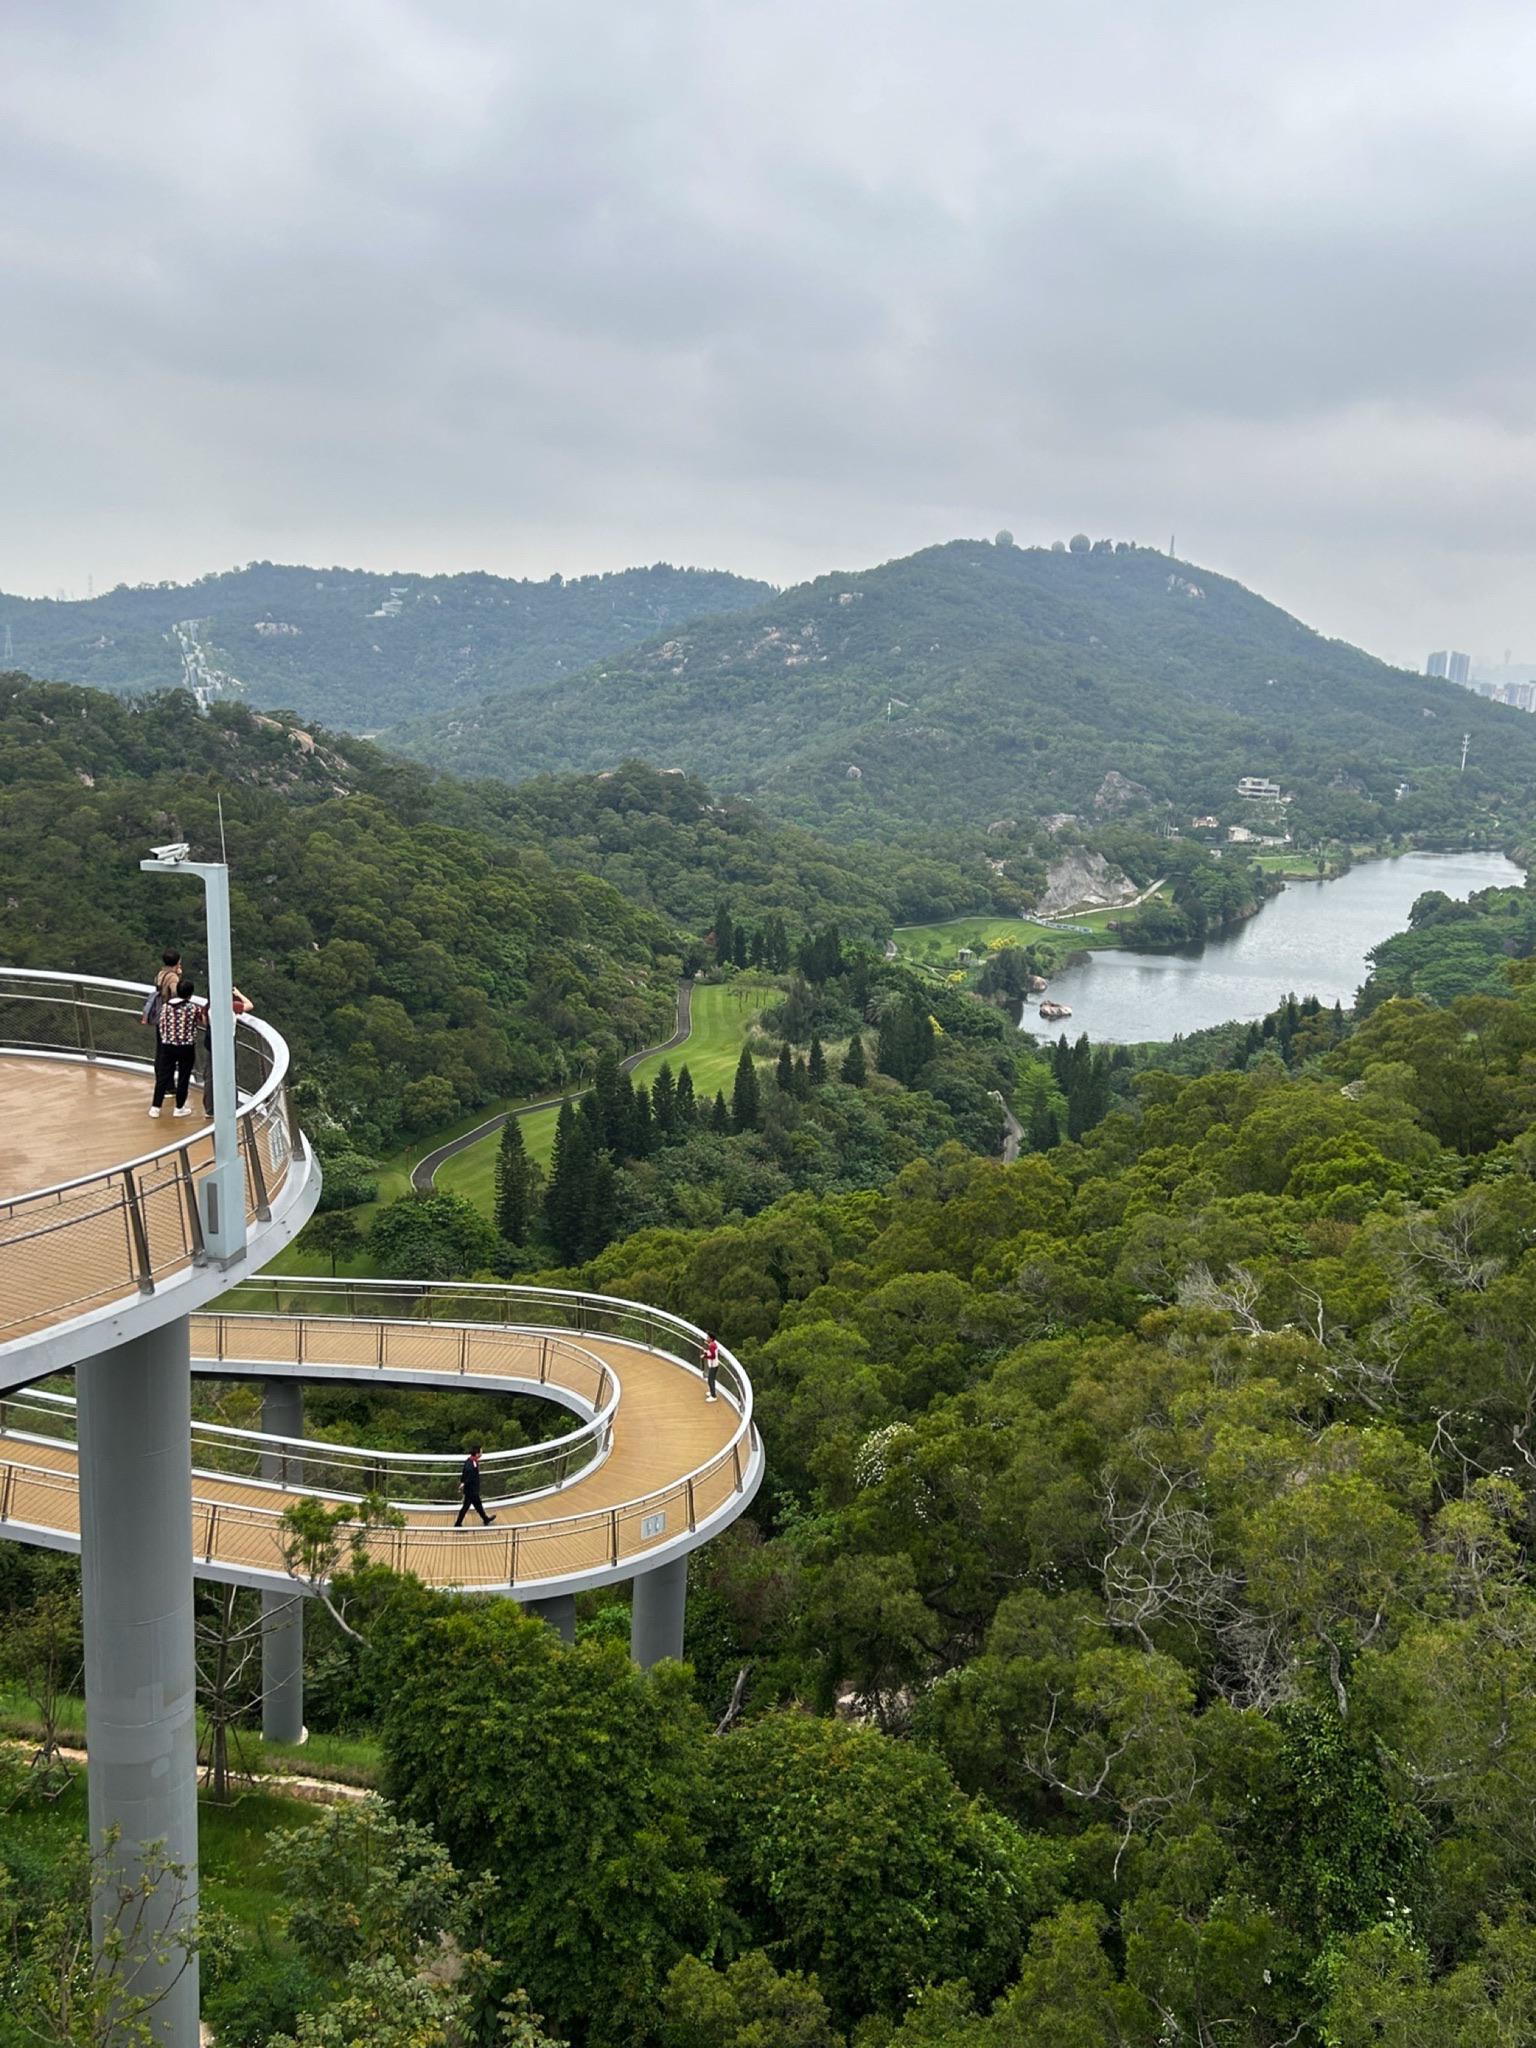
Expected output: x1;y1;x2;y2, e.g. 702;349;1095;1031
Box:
1460;733;1471;773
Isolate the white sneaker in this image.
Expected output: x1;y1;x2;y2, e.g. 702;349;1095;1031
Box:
706;1393;717;1401
148;1106;161;1118
173;1106;192;1118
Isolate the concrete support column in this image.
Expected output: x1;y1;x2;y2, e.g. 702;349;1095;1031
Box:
631;1556;687;1668
260;1379;305;1745
521;1593;576;1644
76;1319;200;2047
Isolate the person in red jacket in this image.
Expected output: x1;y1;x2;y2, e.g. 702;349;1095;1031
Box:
201;985;255;1116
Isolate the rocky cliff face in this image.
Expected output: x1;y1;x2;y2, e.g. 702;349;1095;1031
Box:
1038;849;1138;916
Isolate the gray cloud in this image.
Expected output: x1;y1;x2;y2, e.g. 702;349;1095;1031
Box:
3;0;1535;667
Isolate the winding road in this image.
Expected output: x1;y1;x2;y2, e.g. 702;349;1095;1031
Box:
411;980;695;1193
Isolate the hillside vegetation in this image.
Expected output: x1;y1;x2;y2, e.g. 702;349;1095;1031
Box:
395;538;1536;844
0;560;771;731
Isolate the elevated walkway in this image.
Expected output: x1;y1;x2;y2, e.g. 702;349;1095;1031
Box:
0;1283;761;1596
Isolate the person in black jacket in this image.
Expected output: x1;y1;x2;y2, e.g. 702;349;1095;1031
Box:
455;1444;496;1527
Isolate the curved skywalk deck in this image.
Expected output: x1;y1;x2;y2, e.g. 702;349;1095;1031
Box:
0;1289;761;1596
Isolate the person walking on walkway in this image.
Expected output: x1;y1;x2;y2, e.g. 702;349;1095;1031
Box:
455;1445;497;1527
701;1334;720;1402
150;977;204;1118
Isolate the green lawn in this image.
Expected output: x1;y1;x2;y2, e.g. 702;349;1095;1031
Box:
436;980;775;1214
0;1686;382;1790
0;1768;317;1942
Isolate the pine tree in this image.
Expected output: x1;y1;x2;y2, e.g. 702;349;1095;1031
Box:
651;1062;676;1140
733;925;750;970
545;1100;594;1264
1027;1086;1060;1153
674;1065;697;1127
749;927;766;969
840;1033;867;1086
793;1055;810;1099
731;1047;761;1132
808;1035;826;1086
494;1114;534;1246
776;1042;794;1092
593;1050;625;1151
710;1090;731;1134
624;1083;653;1161
582;1153;619;1262
714;903;735;967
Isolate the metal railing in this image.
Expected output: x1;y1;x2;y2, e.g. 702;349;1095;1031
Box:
0;969;303;1342
0;1339;619;1506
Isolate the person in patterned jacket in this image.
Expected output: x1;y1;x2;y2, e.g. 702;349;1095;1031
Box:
149;977;205;1119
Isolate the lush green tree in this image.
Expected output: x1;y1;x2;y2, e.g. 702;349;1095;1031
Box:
705;1713;1061;2026
305;1210;363;1275
660;1953;839;2048
840;1034;867;1086
380;1600;718;2048
367;1192;500;1282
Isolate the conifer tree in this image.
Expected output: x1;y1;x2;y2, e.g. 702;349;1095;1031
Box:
793;1055;810;1099
808;1035;826;1086
776;1042;794;1092
494;1114;535;1245
710;1090;731;1134
733;925;750;970
545;1099;594;1264
714;903;735;967
582;1153;619;1261
651;1062;676;1140
840;1034;867;1086
731;1047;761;1132
674;1065;697;1127
1027;1086;1060;1154
624;1083;653;1161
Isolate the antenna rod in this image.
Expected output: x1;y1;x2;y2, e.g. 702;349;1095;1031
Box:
217;791;228;864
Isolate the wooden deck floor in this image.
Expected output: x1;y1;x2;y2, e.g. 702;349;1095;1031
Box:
0;1054;205;1202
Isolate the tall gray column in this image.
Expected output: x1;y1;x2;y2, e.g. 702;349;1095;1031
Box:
631;1557;687;1668
261;1379;305;1745
521;1592;576;1643
76;1319;200;2047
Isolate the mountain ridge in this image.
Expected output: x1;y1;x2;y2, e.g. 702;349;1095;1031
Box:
390;538;1536;846
0;559;773;732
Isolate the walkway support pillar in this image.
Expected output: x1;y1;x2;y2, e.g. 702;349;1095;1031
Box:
261;1379;305;1745
76;1318;200;2046
522;1593;576;1644
631;1557;687;1668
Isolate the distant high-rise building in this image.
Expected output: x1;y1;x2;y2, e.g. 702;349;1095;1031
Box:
1426;651;1449;677
1449;651;1472;687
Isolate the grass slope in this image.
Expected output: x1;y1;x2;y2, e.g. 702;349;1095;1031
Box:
436;981;774;1213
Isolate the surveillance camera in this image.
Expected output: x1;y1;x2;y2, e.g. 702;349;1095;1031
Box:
149;841;191;863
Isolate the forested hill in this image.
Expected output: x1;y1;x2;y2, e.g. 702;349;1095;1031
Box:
0;676;684;1156
393;537;1536;844
0;560;771;732
0;678;998;1150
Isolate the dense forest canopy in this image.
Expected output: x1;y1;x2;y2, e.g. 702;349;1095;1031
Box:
0;559;772;731
393;538;1536;845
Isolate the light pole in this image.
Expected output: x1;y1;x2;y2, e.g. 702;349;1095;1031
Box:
139;843;247;1264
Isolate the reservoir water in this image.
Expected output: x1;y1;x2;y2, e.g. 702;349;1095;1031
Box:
1024;850;1525;1045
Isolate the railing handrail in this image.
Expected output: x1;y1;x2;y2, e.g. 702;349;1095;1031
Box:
220;1282;756;1533
0;1369;617;1471
0;968;292;1205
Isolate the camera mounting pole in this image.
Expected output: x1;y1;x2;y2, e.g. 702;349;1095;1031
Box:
139;849;246;1264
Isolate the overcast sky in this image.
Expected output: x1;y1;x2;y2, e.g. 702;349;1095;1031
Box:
4;0;1534;667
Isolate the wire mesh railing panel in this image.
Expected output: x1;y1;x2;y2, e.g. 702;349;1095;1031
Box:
0;972;302;1341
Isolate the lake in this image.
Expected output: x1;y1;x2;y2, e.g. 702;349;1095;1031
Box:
1023;850;1525;1045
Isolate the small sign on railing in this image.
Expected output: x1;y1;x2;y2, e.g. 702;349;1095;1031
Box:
640;1510;667;1540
